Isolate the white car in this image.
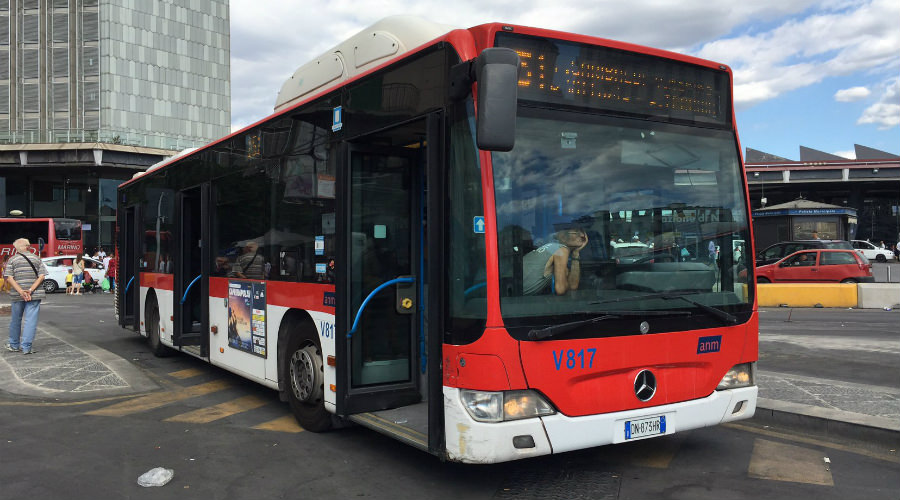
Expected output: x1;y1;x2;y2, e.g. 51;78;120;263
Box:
40;255;108;293
851;240;895;262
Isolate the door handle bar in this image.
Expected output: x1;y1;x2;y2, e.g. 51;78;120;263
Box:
124;275;135;294
181;274;202;304
347;277;416;338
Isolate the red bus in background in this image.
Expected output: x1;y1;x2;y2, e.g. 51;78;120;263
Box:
0;218;83;258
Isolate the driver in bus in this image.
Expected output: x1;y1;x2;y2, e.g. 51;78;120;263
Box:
521;224;589;296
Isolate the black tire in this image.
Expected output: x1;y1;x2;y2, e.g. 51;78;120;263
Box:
43;279;59;293
284;330;332;432
146;296;172;357
840;278;858;284
876;254;886;262
756;277;771;284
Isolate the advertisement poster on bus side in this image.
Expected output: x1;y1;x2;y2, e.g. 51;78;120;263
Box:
227;281;267;358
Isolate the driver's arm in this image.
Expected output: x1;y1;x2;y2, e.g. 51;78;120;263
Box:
552;248;581;295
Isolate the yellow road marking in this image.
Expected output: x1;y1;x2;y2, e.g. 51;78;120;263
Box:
168;368;206;380
252;415;305;433
748;438;834;486
724;422;900;464
164;395;269;424
0;393;142;407
619;436;681;469
85;380;232;417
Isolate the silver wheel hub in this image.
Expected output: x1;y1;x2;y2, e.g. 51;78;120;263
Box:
290;345;323;403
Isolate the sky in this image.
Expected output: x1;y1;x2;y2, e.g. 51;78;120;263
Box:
229;0;899;160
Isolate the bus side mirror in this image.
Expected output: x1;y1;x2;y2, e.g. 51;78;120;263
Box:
475;48;519;152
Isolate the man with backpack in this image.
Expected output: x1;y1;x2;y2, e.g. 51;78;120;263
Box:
4;238;49;355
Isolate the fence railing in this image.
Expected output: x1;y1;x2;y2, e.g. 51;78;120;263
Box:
0;128;208;151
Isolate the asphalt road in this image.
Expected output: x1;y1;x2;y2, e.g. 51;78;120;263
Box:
1;294;898;499
758;307;900;387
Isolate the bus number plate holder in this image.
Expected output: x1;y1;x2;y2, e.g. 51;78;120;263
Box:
624;415;666;440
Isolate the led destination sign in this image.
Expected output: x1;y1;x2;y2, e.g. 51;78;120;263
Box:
495;33;731;126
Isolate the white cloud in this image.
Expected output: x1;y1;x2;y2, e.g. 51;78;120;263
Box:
834;86;870;102
832;150;856;159
858;77;900;129
694;0;900;109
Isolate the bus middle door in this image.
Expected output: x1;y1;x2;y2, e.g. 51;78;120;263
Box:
173;184;210;356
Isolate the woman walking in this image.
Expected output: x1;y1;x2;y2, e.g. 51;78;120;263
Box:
72;254;85;296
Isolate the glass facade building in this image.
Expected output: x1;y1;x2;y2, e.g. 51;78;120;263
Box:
0;0;231;252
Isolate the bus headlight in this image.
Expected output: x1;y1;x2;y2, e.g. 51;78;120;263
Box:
716;362;755;390
459;389;556;422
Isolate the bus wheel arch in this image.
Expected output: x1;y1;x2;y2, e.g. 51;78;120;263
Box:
279;310;333;432
145;290;171;357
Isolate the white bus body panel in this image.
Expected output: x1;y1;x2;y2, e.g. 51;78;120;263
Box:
274;16;455;112
444;387;553;463
444;385;757;463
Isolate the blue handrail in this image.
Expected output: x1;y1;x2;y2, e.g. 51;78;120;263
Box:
464;282;487;296
181;274;202;304
347;277;416;338
124;276;135;294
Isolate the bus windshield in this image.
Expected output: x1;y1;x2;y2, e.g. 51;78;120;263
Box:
492;107;752;336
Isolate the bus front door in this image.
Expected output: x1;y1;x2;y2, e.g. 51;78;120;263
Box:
337;137;423;417
173;184;209;355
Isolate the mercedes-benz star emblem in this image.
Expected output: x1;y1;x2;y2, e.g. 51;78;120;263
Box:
634;370;657;402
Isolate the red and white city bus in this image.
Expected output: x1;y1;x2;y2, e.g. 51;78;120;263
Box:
0;217;83;258
116;16;757;463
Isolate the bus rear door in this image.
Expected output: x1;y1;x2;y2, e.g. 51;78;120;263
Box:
118;205;140;331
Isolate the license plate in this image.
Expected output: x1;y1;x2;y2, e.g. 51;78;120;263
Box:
624;415;666;440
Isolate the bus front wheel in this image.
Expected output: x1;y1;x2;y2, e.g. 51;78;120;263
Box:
284;331;332;432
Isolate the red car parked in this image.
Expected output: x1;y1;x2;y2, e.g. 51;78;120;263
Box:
755;249;874;284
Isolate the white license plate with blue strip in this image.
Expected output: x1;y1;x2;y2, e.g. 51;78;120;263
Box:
624;415;666;440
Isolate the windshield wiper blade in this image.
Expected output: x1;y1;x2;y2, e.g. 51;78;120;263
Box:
662;294;738;325
528;315;619;340
526;310;691;341
591;292;738;325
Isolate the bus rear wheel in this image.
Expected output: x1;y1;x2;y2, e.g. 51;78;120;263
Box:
147;296;171;357
284;332;332;432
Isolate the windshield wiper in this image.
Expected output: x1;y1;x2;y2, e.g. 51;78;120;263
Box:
591;292;738;325
526;310;691;340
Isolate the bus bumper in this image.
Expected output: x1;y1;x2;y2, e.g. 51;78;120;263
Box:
542;385;757;454
443;385;757;463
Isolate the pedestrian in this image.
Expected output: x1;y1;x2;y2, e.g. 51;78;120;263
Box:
65;268;74;294
0;255;9;293
4;238;49;354
107;253;117;292
72;254;85;295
